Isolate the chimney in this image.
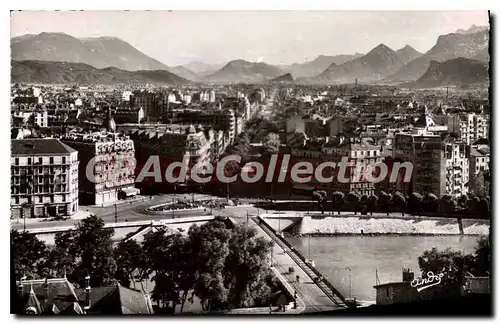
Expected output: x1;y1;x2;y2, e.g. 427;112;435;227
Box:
402;268;415;282
84;275;91;310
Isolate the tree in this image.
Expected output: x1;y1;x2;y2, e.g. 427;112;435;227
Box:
367;195;378;215
440;195;456;216
312;190;328;214
479;197;490;215
114;239;142;289
141;227;191;313
360;195;368;214
331;191;345;215
72;215;117;287
189;218;232;311
223;225;273;308
44;231;79;280
470;170;489;198
392;191;406;216
346;192;361;215
473;236;491;276
422;193;438;213
378;191;391;216
457;194;468;211
467;195;481;214
417;247;473;287
11;229;48;280
409;192;423;214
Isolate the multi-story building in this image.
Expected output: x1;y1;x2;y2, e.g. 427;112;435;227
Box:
61;116;138;205
11;139;79;218
393;130;469;198
164;108;236;145
325;139;381;196
33;110;48;128
209;89;216;103
127;124;221;192
459;113;489;145
132;91;168;122
469;145;490;195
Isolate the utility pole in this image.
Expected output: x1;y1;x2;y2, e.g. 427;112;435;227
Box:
308;234;311;259
114;200;117;223
172;199;175;218
246;209;249;227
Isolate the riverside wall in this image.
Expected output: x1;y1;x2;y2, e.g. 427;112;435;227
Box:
289;215;490;236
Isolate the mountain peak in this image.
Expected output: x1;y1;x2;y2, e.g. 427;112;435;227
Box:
11;32;171;72
456;24;489;35
373;43;393;51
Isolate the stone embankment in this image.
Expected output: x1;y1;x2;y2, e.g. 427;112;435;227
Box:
280;215;489;236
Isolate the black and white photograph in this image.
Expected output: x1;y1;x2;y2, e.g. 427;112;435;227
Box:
8;8;492;316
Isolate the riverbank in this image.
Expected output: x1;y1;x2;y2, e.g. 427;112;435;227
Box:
286;215;489;236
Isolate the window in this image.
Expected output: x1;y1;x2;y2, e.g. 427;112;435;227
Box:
27;158;31;165
15;197;19;204
386;288;390;297
62;157;66;164
39;196;42;203
14;158;19;165
39;157;42;164
49;157;54;164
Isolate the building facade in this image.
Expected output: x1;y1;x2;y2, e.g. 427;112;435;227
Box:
61;128;138;206
11;139;79;218
460;113;489;145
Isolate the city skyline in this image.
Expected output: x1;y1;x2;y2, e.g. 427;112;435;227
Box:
11;10;489;66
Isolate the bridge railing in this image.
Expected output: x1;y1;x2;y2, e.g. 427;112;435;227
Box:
256;215;347;306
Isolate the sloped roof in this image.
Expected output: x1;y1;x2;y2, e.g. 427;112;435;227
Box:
12;139;77;156
18;278;80;314
76;283;153;315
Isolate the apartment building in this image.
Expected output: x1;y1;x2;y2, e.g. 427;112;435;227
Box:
11;139;79;218
127;124;221;192
164;108;236;145
469;145;490;195
460;113;489;145
61;120;138;205
393;131;469;197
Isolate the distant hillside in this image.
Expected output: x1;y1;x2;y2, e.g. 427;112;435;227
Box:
271;73;294;83
395;45;422;64
182;61;226;76
279;53;363;78
385;28;489;83
11;32;170;71
313;44;404;83
168;65;200;81
11;60;188;85
456;24;489;35
414;57;489;88
205;59;283;84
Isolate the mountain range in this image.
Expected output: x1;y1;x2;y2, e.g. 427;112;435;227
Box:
11;60;188;85
413;57;489;88
278;53;364;78
311;44;422;84
10;26;490;86
203;59;283;84
11;33;171;72
384;29;489;83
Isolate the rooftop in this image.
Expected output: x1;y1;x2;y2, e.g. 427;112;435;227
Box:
12;138;77;156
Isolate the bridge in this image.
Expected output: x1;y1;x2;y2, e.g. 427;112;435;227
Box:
243;215;348;313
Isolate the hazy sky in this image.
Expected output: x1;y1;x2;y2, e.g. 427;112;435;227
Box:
11;11;489;66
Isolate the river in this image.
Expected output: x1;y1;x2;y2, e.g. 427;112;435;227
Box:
287;235;481;303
